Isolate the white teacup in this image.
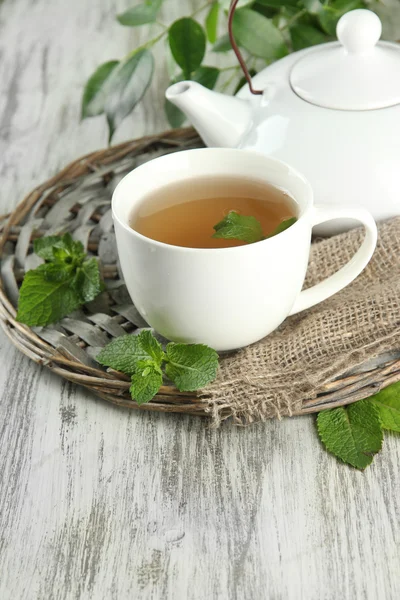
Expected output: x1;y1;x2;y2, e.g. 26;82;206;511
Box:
112;149;377;352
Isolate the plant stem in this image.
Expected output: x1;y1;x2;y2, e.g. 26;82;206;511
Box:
191;1;213;18
127;29;167;58
219;65;241;72
228;0;263;95
280;9;307;31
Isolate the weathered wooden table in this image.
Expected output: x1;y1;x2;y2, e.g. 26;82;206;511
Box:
1;1;399;598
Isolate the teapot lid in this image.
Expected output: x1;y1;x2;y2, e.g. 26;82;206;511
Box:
290;9;400;110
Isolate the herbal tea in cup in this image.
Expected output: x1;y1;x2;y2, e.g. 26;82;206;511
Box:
112;148;377;351
129;176;298;249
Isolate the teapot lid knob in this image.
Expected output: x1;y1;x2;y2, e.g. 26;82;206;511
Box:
337;9;382;54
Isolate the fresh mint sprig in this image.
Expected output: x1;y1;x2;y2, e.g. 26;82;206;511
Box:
97;330;219;404
316;381;400;470
212;211;297;244
17;233;103;326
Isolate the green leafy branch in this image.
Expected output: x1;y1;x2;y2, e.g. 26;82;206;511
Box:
81;0;368;142
97;329;219;404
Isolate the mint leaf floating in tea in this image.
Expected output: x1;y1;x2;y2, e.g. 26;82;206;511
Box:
369;381;400;432
17;233;103;327
164;343;219;391
317;400;383;470
212;211;297;244
212;211;264;244
97;330;218;404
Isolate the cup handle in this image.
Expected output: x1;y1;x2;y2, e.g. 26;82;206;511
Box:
289;205;377;316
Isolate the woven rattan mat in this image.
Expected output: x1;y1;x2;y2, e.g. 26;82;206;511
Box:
1;128;399;424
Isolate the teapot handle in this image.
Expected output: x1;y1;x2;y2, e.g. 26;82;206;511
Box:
289;205;377;315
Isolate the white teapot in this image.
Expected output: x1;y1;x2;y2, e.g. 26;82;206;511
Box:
166;9;400;235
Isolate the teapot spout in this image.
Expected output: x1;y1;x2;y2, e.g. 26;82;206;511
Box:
165;81;251;148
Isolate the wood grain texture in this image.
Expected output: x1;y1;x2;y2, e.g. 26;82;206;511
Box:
0;1;400;599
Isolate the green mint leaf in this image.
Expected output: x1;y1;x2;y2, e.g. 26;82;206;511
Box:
34;236;66;261
52;247;79;266
53;233;85;258
81;60;120;119
75;258;102;303
98;332;219;395
96;335;153;375
266;217;297;239
212;211;264;244
317;400;383;470
137;330;165;366
18;234;103;326
130;362;163;404
165;343;218;391
41;262;75;282
135;359;163;375
370;382;400;432
34;233;85;263
16;265;81;326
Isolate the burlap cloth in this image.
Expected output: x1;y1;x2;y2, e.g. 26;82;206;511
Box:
205;217;400;425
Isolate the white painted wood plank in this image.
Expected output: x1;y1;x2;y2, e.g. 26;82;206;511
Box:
0;1;399;599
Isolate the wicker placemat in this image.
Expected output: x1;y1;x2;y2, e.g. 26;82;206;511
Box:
1;127;399;421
